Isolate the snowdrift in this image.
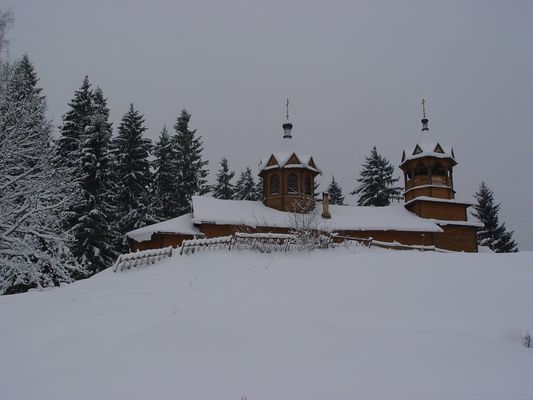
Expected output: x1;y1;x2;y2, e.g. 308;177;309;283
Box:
1;248;532;399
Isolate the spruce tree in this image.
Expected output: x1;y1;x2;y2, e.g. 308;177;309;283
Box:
352;146;401;206
255;176;264;201
151;126;179;221
472;182;518;253
0;54;81;294
111;104;154;252
327;176;345;205
56;76;92;170
173;109;209;213
213;158;235;200
70;87;116;273
235;167;260;200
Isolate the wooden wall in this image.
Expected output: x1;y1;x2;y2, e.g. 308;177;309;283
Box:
130;233;198;252
406;200;468;221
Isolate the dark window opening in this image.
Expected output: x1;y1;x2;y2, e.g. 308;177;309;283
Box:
432;163;446;176
413;163;428;177
288;174;298;193
270;175;279;194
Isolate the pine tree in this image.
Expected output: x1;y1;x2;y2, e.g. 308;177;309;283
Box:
235;167;260;200
56;76;92;170
352;146;402;206
472;182;518;253
327;176;345;205
213;158;235;200
111;104;154;252
69;87;117;273
172;109;209;214
255;176;264;201
0;54;81;294
151;126;179;221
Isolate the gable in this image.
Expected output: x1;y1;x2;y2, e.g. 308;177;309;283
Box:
413;145;423;155
434;143;444;154
266;155;279;167
308;157;317;169
401;150;406;162
286;153;301;165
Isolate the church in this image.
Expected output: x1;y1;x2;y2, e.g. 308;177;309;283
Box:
127;104;482;253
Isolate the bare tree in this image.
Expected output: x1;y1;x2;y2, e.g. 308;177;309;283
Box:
286;196;325;251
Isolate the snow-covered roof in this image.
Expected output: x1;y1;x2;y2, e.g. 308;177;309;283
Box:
404;196;474;207
126;213;204;242
258;131;321;174
192;196;442;233
400;129;455;167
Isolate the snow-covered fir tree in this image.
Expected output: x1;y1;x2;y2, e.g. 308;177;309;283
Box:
213;158;235;200
327;176;345;205
351;146;401;206
255;176;264;201
172;109;209;214
472;182;518;253
69;87;117;273
151;126;179;221
0;53;81;294
234;167;260;200
56;76;92;170
111;104;155;253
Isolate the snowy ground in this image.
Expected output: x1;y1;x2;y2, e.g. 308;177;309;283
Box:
1;247;532;400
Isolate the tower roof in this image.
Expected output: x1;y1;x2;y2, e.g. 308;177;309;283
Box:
400;100;456;167
258;113;321;175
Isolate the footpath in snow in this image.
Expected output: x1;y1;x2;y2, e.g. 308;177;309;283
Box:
1;247;532;400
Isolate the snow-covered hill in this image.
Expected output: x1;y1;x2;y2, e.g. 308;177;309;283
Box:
1;248;532;400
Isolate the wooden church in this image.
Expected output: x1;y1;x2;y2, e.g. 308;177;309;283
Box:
127;104;481;253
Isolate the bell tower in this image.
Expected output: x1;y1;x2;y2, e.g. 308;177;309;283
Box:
399;100;472;222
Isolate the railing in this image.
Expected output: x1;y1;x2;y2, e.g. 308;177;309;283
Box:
180;235;233;255
113;247;173;272
405;176;451;190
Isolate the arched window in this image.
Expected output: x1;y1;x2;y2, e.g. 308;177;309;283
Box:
413;163;428;177
432;163;446;176
304;176;313;195
270;174;279;194
288;173;298;193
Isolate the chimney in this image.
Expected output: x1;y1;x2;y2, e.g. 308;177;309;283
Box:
321;192;331;219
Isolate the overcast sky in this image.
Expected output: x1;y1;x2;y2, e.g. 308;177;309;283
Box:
4;0;533;249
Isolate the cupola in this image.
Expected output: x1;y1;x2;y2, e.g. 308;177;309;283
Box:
399;99;457;203
258;101;321;212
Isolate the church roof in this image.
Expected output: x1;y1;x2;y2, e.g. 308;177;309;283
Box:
191;196;443;233
126;213;204;242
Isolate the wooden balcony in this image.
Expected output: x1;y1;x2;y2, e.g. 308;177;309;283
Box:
405;176;451;190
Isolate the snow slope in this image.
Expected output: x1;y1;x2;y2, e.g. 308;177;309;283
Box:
1;248;532;400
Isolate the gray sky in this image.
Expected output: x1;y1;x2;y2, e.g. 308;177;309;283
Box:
5;0;533;249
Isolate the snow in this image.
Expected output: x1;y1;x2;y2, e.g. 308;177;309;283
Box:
1;248;532;399
126;213;203;242
404;195;475;206
192;196;443;232
401;130;455;166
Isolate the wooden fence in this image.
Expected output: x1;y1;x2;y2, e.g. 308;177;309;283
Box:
113;246;173;272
